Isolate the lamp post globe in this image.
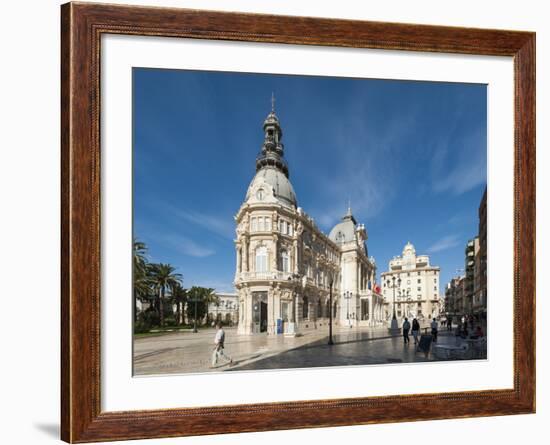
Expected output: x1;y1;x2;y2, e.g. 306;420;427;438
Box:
387;275;401;335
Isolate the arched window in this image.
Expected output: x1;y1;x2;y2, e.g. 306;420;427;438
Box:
281;250;289;273
255;246;268;272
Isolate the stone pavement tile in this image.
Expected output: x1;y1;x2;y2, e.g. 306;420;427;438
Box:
133;326;329;375
133;326;486;375
229;332;486;371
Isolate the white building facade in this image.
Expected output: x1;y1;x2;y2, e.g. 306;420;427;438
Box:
208;292;239;326
234;105;385;335
380;242;441;322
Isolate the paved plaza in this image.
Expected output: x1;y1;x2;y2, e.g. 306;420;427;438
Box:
133;324;486;375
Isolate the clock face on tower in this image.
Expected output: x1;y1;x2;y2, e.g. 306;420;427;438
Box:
256;188;264;200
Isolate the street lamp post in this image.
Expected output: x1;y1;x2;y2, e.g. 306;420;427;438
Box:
344;291;353;328
285;273;302;337
405;289;412;319
387;275;401;335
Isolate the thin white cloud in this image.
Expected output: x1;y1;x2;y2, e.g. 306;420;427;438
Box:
308;106;416;230
178;236;215;258
427;234;461;253
160;203;235;240
431;127;486;195
154;232;215;258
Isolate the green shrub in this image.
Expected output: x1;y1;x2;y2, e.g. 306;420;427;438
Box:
134;309;160;333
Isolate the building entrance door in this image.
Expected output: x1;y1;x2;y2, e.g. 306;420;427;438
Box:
361;299;369;320
260;301;268;332
252;291;268;333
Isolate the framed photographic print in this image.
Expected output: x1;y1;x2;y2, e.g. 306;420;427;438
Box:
61;2;535;442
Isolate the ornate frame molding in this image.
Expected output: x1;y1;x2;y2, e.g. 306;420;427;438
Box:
61;2;535;442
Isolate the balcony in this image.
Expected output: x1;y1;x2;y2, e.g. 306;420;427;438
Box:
236;271;295;283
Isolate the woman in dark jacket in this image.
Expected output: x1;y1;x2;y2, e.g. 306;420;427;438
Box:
411;318;420;345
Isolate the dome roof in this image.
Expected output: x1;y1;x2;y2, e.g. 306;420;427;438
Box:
329;207;357;244
246;166;297;208
402;241;416;256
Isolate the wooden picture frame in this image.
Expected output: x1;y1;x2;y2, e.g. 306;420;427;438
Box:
61;2;535;442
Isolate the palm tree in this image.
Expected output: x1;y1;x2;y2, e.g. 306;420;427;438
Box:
149;263;182;327
171;282;187;326
186;286;218;328
133;239;151;321
133;239;148;274
201;288;219;326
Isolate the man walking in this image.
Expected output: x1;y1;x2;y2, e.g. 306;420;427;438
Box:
211;322;233;368
402;317;411;345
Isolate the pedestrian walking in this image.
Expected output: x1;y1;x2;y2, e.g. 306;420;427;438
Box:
402;317;411;345
447;317;453;331
211;322;233;368
431;318;438;342
411;317;420;345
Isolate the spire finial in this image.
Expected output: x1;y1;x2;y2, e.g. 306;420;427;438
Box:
342;199;356;224
271;92;275;113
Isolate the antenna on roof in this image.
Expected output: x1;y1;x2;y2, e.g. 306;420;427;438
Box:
271;92;276;112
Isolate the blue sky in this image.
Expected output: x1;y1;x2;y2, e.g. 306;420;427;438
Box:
133;68;486;293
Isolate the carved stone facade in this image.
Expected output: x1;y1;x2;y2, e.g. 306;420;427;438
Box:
234;104;385;335
207;293;239;326
381;242;442;322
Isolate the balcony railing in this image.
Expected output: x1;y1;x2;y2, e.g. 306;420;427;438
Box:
236;271;294;282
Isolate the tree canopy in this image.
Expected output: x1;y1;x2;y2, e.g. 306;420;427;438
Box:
133;239;220;331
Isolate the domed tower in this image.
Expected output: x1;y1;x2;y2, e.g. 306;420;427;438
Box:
401;241;417;270
256;94;289;177
329;205;377;327
244;95;297;208
235;96;301;336
329;206;358;245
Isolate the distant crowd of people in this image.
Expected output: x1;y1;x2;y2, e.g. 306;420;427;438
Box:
454;315;485;339
402;317;439;345
402;315;485;346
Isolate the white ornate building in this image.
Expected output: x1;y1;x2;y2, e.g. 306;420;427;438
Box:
380;242;442;321
234;104;385;335
207;292;239;326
